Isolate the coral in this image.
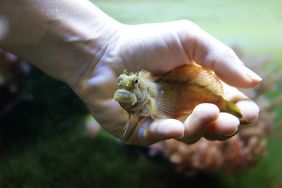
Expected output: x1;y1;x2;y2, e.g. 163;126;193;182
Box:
149;46;280;175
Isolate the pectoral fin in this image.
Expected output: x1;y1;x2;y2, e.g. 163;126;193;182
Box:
221;99;242;118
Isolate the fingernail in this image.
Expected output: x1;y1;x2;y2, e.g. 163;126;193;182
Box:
236;100;260;123
212;113;240;137
225;126;239;137
244;67;262;83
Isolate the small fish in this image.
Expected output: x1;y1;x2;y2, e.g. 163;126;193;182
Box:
113;63;242;123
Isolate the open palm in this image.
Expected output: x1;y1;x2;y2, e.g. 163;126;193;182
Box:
75;21;260;145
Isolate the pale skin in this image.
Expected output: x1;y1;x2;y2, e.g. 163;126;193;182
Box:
0;0;261;145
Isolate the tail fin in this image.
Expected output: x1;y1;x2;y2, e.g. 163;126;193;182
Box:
221;99;242;118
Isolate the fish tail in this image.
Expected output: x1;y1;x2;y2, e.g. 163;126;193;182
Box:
221;99;242;118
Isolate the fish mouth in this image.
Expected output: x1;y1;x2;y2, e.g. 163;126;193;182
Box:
113;89;137;105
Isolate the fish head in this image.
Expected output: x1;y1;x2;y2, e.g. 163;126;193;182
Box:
114;71;144;108
117;72;139;91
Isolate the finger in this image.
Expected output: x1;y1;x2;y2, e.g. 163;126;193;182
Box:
179;103;219;144
85;117;102;136
203;45;262;88
236;100;260;123
223;83;259;123
204;112;240;141
90;98;183;146
180;22;262;88
136;118;184;146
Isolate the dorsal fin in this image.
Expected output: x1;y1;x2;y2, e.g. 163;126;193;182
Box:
157;63;223;96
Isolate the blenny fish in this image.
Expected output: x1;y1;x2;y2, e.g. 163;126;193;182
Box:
113;63;242;124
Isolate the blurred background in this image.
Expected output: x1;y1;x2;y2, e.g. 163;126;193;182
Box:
0;0;282;187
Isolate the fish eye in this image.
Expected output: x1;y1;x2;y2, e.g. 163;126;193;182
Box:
134;79;138;84
117;77;122;84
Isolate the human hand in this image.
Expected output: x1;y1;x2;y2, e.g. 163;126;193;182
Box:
73;20;261;145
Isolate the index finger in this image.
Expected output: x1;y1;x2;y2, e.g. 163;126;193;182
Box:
180;21;262;88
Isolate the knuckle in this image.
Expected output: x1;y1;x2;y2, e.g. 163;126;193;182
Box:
173;20;198;34
222;46;236;57
193;103;219;122
176;20;195;27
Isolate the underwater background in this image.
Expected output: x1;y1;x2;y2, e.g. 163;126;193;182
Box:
0;0;282;187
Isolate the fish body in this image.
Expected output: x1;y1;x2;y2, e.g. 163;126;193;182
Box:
113;63;242;121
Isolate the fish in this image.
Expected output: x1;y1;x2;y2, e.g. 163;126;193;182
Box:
113;63;242;123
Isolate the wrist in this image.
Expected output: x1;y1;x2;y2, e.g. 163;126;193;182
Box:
55;16;123;88
0;0;123;87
